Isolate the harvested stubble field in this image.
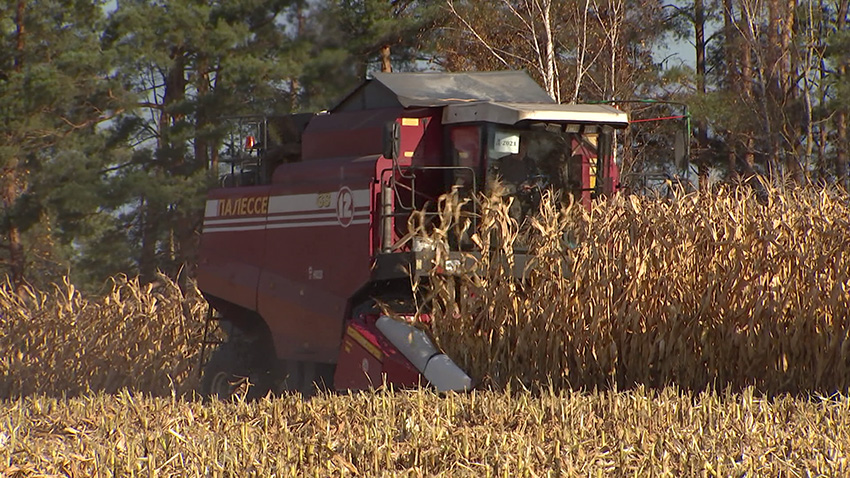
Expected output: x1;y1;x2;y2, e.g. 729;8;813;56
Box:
3;387;850;476
1;185;850;476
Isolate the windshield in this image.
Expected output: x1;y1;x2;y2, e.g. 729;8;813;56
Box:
485;125;587;218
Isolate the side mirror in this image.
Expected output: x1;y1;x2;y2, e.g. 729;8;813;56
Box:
383;121;400;160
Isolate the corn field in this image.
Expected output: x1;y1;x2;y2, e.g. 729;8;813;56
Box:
418;185;850;394
1;185;850;475
1;186;848;397
0;274;208;398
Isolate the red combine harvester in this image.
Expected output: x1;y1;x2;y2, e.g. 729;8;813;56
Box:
197;71;629;398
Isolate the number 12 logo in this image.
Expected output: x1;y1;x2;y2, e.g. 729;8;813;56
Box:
336;186;354;227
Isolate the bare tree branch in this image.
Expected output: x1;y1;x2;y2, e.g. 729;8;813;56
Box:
446;0;510;68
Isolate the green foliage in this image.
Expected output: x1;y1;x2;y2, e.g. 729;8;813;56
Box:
0;0;131;288
91;0;310;284
293;0;442;110
0;0;848;288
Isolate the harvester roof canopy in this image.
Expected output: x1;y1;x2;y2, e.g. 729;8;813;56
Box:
443;101;630;127
332;71;556;111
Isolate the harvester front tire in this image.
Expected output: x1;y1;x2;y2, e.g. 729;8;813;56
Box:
201;336;273;401
275;360;335;397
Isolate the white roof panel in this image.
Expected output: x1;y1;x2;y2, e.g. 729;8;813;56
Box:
443;101;629;127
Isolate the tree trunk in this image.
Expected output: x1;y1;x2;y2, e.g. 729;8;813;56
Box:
380;44;392;72
695;0;706;95
4;1;27;290
15;1;25;65
698;162;709;192
539;0;560;102
727;137;738;180
142;54;186;283
694;0;708;169
780;0;801;182
724;0;741;179
838;107;848;188
194;55;210;170
741;0;777;177
160;52;187;160
2;165;24;289
571;0;590;103
604;0;624;100
185;64;207;279
836;0;849;188
800;0;815;182
818;120;827;182
745;136;755;170
779;0;796;94
816;0;829;182
138;196;158;283
290;78;300;111
291;3;305;112
723;0;737;84
740;7;755;169
766;0;781;93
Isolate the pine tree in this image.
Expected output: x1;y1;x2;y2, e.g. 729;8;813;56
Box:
298;0;443;110
0;0;131;289
101;0;309;283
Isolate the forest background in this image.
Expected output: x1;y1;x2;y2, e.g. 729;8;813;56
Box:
0;0;847;292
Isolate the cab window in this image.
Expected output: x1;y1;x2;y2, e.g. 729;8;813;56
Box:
449;126;482;190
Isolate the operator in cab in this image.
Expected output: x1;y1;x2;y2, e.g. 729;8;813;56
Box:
488;131;546;224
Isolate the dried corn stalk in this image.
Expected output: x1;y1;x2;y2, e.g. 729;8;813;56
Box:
418;186;850;394
0;273;207;397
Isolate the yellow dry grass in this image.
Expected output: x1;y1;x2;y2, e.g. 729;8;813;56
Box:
417;185;850;394
0;274;207;398
2;387;850;477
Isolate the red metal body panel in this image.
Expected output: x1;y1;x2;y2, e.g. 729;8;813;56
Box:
333;318;422;390
334;323;383;389
376;109;446;248
301;109;400;161
197;186;271;311
199;107;448;366
574;139;618;206
258;157;378;363
397;109;443;165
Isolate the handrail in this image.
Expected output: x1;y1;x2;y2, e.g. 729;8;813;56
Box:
378;165;479;253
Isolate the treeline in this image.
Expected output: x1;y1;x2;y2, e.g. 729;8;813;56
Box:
0;0;847;290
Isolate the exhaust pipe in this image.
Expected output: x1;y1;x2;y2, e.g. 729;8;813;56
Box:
375;316;472;392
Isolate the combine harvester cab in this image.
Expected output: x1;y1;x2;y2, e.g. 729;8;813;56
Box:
196;71;628;398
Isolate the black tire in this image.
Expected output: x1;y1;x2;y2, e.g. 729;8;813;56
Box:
275;360;336;397
201;329;274;400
